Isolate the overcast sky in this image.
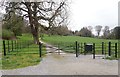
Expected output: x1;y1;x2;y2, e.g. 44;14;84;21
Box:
68;0;120;34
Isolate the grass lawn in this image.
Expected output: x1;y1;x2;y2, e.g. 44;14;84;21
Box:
2;53;41;69
42;35;118;43
42;35;119;59
17;33;33;41
1;33;47;69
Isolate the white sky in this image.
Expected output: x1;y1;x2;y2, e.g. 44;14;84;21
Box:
68;0;120;35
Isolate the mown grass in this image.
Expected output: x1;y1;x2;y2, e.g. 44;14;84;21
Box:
2;54;41;69
2;46;46;69
2;33;47;69
43;35;118;43
17;33;33;41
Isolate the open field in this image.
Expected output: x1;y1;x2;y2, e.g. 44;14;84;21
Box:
42;35;119;59
43;35;118;43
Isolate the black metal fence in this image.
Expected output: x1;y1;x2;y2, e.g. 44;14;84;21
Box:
48;41;118;59
75;41;118;59
3;40;118;59
2;40;43;57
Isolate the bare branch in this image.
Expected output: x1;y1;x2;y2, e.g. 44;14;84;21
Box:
14;7;28;12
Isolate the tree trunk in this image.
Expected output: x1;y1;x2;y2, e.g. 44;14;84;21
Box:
27;5;39;44
33;32;39;44
32;2;39;44
31;24;39;44
30;24;39;44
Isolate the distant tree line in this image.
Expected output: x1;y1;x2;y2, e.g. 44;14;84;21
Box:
45;26;73;36
39;24;119;40
74;27;93;37
75;25;120;39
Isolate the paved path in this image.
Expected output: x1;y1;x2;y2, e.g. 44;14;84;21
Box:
1;42;118;75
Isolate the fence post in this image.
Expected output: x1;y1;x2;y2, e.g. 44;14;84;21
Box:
8;40;10;53
3;40;6;56
102;42;104;55
84;43;86;55
93;43;95;59
115;43;117;58
108;42;111;56
15;40;16;50
104;43;106;56
16;40;18;51
75;41;78;57
11;40;13;51
78;43;80;54
81;43;82;54
39;42;42;57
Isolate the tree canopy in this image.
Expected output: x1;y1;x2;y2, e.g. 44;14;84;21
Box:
2;13;24;36
1;0;68;44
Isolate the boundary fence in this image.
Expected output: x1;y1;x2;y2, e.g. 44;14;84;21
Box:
2;40;118;59
2;40;43;57
47;41;118;59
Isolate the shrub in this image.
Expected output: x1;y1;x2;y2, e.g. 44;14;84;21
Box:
2;29;14;40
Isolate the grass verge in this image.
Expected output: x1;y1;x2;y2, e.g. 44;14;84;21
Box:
2;33;47;69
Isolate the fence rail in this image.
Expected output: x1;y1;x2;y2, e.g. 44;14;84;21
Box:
47;41;118;59
2;40;43;57
2;40;118;59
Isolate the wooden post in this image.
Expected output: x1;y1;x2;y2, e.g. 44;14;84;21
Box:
39;42;42;57
115;43;117;58
93;43;95;59
75;41;78;57
3;40;6;56
102;42;104;55
108;42;111;56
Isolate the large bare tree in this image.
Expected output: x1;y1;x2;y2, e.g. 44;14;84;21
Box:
1;0;68;44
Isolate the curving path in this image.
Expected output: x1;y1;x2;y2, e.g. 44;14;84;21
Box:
1;42;118;75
